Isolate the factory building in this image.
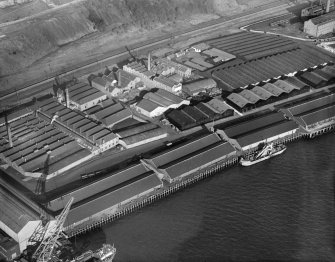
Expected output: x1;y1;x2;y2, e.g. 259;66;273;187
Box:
155;58;192;78
64;82;107;111
202;48;236;63
90;102;134;129
61;164;163;226
165;101;232;131
37;98;119;153
135;89;190;118
0;185;40;258
281;93;335;132
182;78;217;96
304;11;335;37
119;128;168;149
145;133;236;183
226;77;310;113
222;112;299;151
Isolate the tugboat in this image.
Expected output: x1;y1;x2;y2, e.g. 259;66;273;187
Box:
240;142;286;166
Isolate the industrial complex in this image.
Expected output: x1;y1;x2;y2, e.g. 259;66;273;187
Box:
1;3;335;261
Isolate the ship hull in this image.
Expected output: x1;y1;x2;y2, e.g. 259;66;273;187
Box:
240;147;286;166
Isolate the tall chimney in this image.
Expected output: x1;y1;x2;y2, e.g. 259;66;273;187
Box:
5;115;13;148
326;0;331;13
118;70;122;87
65;87;70;108
148;52;151;71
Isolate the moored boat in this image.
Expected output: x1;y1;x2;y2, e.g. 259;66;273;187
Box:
240;142;286;166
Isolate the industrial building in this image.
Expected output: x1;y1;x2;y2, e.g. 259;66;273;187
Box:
0;183;41;259
212;48;332;91
205;31;299;60
304;11;335;37
222;112;300;151
165;100;233;130
37;98;119;154
135;89;190;118
61;164;163;226
281;92;335;132
0;111;92;177
63;82;107;111
182;78;217;96
226;77;310;113
145;133;236;183
202;48;236;63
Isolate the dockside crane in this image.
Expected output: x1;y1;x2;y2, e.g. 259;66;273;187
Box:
31;197;74;262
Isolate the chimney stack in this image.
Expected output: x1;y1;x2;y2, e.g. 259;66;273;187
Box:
326;0;331;13
148;52;151;71
65;87;70;107
118;70;122;87
5;115;13;148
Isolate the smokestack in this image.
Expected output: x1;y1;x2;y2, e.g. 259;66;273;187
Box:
5;115;13;148
65;88;70;108
118;70;122;87
326;0;331;13
148;52;151;71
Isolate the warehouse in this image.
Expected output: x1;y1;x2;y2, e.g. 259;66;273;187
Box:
295;104;335;130
304;12;335;37
205;31;298;60
212;49;332;91
182;78;217;96
65;169;162;226
0;185;40;257
165;102;225;130
204;98;234;116
222;112;299;151
119;128;168;149
67;82;107;111
299;71;329;88
158;141;236;183
135;89;190;118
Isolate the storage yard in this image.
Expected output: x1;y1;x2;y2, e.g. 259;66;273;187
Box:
1;27;335;261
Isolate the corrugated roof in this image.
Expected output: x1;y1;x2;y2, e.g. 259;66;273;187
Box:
261;83;284;96
300;104;335;126
205;98;232;114
236;120;299;147
66;173;161;224
162;142;235;179
273;79;297;93
310;11;335;25
284;77;308;90
49;163;150;211
300;72;325;86
116;123;158;138
286;93;335;116
102;109;132;128
155;89;184;104
136;99;161;113
183;78;216;95
227;93;250;108
251;86;273;100
224;112;285;138
151;133;220;167
122;128;167;145
0;185;39;233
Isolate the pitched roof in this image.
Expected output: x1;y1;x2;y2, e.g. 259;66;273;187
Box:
300;104;335;126
310;11;335;25
136;99;161;113
162;142;235;179
0;185;39;233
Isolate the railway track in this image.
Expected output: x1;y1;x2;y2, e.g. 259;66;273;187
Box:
0;0;291;108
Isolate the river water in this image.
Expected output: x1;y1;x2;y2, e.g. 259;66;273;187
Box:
74;133;335;262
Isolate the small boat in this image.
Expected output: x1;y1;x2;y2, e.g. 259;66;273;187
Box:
240;142;286;166
71;244;116;262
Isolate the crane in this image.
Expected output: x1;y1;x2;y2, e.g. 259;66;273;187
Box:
32;197;74;262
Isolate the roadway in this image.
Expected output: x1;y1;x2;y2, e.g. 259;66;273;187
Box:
0;0;293;109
